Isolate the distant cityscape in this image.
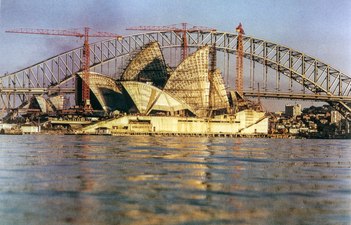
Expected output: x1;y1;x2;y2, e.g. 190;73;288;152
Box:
269;104;350;139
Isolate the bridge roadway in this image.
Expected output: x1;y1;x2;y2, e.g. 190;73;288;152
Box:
243;91;351;103
0;87;75;95
1;87;350;103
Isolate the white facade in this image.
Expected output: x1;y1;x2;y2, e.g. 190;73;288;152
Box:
0;123;17;130
21;125;40;134
331;111;342;124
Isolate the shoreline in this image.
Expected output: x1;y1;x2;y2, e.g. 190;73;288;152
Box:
2;129;350;139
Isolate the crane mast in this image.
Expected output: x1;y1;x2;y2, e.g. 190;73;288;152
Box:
236;23;245;95
82;27;91;109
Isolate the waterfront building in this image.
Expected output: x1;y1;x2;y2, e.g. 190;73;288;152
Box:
285;104;302;118
331;111;342;124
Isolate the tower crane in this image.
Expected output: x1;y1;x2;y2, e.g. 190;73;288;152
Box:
6;27;122;111
126;23;216;60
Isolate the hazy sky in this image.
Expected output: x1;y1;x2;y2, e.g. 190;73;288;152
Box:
0;0;350;110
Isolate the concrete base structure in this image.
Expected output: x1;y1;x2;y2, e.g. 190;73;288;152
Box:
80;109;268;136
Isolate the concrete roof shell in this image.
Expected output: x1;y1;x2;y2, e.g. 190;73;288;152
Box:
209;69;229;110
121;42;169;88
79;72;122;111
164;46;211;117
121;81;194;115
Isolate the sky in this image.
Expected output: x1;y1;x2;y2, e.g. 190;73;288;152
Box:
0;0;350;110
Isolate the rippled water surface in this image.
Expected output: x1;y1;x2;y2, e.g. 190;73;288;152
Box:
0;135;350;224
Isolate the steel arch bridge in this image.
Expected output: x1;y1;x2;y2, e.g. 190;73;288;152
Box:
1;30;351;120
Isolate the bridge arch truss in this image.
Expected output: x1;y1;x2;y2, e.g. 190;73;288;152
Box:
1;31;351;119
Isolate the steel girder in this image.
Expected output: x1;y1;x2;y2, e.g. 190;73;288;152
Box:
1;31;351;119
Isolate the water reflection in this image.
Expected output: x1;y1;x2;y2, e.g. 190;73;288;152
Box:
0;135;350;224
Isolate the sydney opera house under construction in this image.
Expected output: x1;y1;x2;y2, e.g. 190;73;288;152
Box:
75;41;268;136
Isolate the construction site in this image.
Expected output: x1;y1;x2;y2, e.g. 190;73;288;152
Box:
1;23;351;136
78;41;268;136
0;23;269;136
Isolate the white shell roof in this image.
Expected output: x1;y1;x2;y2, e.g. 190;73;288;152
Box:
121;81;194;115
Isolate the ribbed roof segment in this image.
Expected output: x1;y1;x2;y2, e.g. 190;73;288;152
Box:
121;42;169;88
81;72;122;112
164;46;211;117
209;69;229;110
121;81;193;115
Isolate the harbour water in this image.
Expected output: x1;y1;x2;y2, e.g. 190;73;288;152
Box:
0;135;350;225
